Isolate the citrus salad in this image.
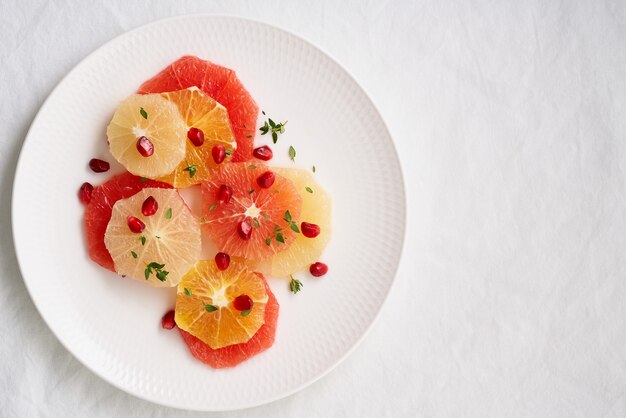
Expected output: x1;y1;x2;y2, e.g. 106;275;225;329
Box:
78;56;331;368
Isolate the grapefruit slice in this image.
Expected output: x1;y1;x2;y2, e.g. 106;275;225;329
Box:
175;258;268;349
257;168;332;277
104;188;201;287
179;273;279;368
138;56;257;162
201;163;302;261
106;93;187;178
157;88;235;187
84;172;171;272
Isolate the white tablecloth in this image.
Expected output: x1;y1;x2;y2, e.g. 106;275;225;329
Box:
2;1;626;416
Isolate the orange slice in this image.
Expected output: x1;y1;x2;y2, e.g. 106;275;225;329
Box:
175;258;268;349
257;168;331;277
104;188;201;287
107;93;187;178
158;88;236;187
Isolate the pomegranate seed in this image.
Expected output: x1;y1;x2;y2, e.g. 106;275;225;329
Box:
252;145;273;161
89;158;110;173
161;310;176;330
212;144;226;164
232;294;254;312
217;185;233;204
78;182;93;204
256;171;275;189
301;222;321;238
187;127;205;147
214;252;230;270
136;136;154;157
237;220;252;240
127;216;145;233
310;262;328;277
141;196;158;216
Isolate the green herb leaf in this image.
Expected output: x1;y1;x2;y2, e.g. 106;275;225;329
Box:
155;269;169;281
252;218;261;228
140;107;148;119
184;288;192;297
204;304;218;312
144;268;150;280
290;275;303;294
288;146;296;161
263;213;269;221
165;208;172;219
284;210;292;222
265;238;271;246
241;309;251;317
312;165;316;173
139;177;149;182
246;135;252;138
182;161;197;178
200;216;206;223
131;251;138;259
276;233;285;244
268;118;276;128
290;223;300;233
140;236;146;246
249;189;255;194
262;110;266;115
272;132;278;143
208;204;217;211
225;149;233;156
305;187;313;193
260;121;270;135
147;262;165;270
248;165;257;169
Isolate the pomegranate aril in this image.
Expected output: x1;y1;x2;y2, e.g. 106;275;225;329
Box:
310;262;328;277
161;310;176;330
127;216;145;233
212;144;226;164
141;196;158;216
256;171;275;189
214;252;230;271
89;158;110;173
136;136;154;157
232;294;254;312
78;182;93;204
252;146;273;161
237;220;252;240
301;222;321;238
217;185;233;204
187;127;205;147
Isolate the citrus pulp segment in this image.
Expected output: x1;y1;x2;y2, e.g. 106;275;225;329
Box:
179;274;279;368
201;163;302;261
106;93;187;178
157;88;235;187
175;258;268;349
83;172;171;271
104;188;201;287
257;168;332;277
137;56;257;162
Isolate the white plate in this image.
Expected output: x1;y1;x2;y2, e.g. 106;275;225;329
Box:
11;15;405;411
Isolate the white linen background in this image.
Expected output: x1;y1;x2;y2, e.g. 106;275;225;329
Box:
1;0;625;416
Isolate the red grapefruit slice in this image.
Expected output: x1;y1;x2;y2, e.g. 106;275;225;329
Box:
138;56;257;162
179;274;279;368
201;163;302;261
84;172;171;271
